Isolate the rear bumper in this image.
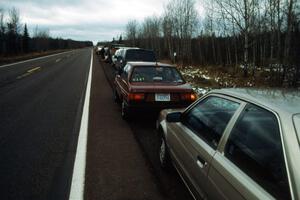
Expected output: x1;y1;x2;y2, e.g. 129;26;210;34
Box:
126;101;191;112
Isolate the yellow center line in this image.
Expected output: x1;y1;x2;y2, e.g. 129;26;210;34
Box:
16;72;31;79
27;67;41;73
16;66;42;80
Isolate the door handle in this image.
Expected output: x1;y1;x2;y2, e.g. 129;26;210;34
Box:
197;155;207;168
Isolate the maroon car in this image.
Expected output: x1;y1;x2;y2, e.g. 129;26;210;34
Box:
114;62;197;119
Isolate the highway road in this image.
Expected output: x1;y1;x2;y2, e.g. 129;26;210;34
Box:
0;49;91;200
98;58;193;200
0;49;193;200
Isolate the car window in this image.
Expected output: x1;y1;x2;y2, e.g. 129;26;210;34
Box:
183;96;240;149
125;50;156;62
225;104;291;200
130;66;184;83
121;64;130;79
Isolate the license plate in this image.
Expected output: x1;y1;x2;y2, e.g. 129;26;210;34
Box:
155;93;170;101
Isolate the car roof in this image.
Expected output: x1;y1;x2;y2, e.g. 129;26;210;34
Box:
124;48;154;52
127;61;175;68
212;88;300;115
120;47;139;50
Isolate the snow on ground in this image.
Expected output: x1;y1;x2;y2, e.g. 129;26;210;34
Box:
180;66;211;80
192;86;210;96
179;65;256;96
179;66;213;95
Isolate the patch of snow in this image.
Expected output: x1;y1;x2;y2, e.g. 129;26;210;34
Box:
192;86;211;96
201;74;211;80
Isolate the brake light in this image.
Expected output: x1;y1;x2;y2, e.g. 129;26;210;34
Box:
190;93;197;101
128;93;145;101
181;93;197;101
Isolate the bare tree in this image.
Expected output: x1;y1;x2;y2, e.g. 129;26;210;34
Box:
125;20;139;46
141;16;161;56
163;0;198;63
162;9;174;59
214;0;259;76
8;7;21;34
0;8;5;34
33;25;50;38
7;7;21;54
119;0;300;87
283;0;295;63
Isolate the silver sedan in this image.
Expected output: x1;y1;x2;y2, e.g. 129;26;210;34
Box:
157;88;300;200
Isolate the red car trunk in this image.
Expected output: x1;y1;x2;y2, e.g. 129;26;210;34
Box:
129;82;195;103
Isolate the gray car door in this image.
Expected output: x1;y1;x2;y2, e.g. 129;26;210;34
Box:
207;103;292;200
167;95;241;199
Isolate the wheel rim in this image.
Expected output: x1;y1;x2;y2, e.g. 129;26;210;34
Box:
159;138;166;164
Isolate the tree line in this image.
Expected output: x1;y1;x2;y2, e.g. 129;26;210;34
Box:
123;0;300;87
0;8;92;57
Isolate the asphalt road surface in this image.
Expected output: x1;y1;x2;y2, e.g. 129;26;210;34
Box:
98;57;193;200
0;49;91;200
84;54;165;200
0;49;193;200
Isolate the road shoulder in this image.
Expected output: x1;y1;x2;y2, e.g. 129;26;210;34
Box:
84;53;164;200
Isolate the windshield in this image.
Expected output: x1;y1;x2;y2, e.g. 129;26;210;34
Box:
125;50;156;62
293;114;300;145
131;66;184;83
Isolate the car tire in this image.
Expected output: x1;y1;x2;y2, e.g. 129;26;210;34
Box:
121;99;130;120
114;90;120;104
159;136;171;169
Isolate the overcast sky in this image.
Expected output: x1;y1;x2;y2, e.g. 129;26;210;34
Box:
0;0;204;44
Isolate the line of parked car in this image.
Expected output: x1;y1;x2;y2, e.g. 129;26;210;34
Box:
95;44;300;200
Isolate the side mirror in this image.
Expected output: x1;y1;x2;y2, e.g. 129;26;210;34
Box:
166;112;182;123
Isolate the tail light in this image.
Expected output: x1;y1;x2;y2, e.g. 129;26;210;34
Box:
190;93;197;101
128;93;145;101
181;93;197;102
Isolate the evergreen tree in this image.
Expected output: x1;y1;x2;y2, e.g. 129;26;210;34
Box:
22;23;30;53
0;10;5;54
118;35;122;43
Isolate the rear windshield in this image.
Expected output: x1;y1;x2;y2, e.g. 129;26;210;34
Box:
293;114;300;145
125;50;156;62
130;66;184;83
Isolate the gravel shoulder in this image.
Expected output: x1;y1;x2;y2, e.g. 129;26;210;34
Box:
98;57;193;200
84;53;165;200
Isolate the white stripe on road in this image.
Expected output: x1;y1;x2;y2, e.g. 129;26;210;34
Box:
0;50;75;68
69;50;93;200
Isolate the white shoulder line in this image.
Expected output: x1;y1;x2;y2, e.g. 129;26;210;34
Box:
69;50;93;200
0;50;76;68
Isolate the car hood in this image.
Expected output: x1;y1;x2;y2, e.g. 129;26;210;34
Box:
129;82;193;93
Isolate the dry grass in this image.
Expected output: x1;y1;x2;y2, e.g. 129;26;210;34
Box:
170;62;286;95
0;50;70;65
